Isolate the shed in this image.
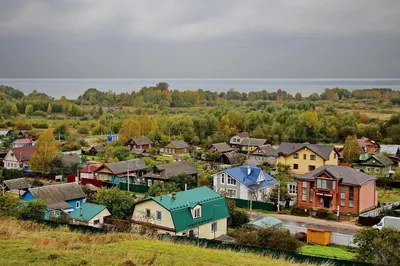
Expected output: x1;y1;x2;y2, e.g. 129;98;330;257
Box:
307;228;331;246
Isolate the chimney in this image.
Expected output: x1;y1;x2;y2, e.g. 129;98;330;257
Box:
172;193;177;199
247;165;251;175
80;207;83;216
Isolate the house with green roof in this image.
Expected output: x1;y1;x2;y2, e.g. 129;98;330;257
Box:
69;203;111;227
131;186;230;239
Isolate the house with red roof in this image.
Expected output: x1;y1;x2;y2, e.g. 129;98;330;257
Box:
13;138;34;148
3;146;36;170
79;164;102;180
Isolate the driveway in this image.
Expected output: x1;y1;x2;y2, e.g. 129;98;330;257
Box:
249;212;361;235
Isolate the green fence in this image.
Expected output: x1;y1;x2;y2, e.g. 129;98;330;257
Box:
118;182;149;194
233;198;274;211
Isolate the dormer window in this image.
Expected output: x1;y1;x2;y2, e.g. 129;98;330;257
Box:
192;205;201;219
256;173;265;183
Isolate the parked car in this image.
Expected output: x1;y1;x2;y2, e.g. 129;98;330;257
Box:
373;216;400;230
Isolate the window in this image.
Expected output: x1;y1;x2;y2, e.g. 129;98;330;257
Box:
303;154;307;160
340;186;346;206
93;219;100;225
76;201;80;209
334;153;337;159
293;164;298;170
310;155;316;161
309;182;314;202
349;187;354;208
294;153;299;159
289;184;297;194
317;179;335;190
156;211;162;221
309;165;316;171
302;181;307;201
194;208;201;218
146;209;151;218
366;167;371;173
375;168;380;173
227;176;237;185
227;189;237;198
211;222;217;233
221;173;225;184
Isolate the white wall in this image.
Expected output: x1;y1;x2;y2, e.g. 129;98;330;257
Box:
88;208;111;226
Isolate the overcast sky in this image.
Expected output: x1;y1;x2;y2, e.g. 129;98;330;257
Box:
1;0;400;78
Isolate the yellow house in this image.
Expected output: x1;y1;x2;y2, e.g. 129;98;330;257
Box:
131;187;230;239
276;142;339;174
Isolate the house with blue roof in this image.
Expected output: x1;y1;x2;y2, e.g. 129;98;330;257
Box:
212;165;278;201
131;186;230;239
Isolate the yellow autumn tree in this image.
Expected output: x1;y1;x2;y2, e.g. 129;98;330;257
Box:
30;128;60;174
118;117;141;144
139;113;152;136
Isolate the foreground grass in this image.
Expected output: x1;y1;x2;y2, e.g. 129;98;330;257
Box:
377;187;400;203
0;218;320;266
299;245;356;260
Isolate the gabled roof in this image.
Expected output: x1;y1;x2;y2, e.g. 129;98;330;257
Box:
137;187;230;232
28;183;86;205
144;161;198;180
362;154;394;167
167;140;190;149
251;145;278;157
14;138;33;144
208;142;233;153
80;164;102;173
224;165;278;189
221;151;243;165
234;132;252;138
297;165;376;186
380;145;399;155
101;159;148;175
69;203;109;221
240;138;267;147
277;142;336;161
90;145;105;152
2;178;30;190
55;153;81;167
10;146;36;163
127;136;153;146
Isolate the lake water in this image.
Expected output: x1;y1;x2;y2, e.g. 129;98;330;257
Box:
1;78;400;99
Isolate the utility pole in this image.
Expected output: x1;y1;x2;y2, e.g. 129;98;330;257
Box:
127;161;130;192
277;184;281;212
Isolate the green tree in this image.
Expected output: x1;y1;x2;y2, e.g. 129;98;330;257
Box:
11;103;18;116
139;113;152;136
0;194;23;217
353;227;400;265
93;188;135;219
226;198;249;228
30;129;60;174
25;104;34;116
47;103;52;114
118;117;141;144
19;199;47;220
146;181;180;197
342;135;361;163
170;174;197;191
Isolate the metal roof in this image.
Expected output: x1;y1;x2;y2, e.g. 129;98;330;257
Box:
224;165;278;190
240;138;268;147
297;165;376;186
277;142;336;161
361;154;394;167
102;159;148;175
136;187;230;233
380;145;399;155
28;183;86;205
69;203;108;221
247;216;282;228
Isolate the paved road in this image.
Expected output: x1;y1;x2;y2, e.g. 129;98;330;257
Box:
250;212;360;235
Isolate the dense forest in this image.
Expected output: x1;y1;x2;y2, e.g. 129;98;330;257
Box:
1;83;400;149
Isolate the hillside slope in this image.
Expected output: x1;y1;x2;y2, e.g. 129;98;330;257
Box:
0;218;316;266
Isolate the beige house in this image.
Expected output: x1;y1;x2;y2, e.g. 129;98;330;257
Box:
132;187;230;239
69;203;111;227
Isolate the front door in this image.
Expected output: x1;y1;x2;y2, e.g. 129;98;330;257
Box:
323;198;330;208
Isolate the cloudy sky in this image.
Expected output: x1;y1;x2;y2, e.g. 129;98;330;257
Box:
1;0;400;78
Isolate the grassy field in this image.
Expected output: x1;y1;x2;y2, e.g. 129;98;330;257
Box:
377;187;400;203
299;245;356;260
0;218;320;266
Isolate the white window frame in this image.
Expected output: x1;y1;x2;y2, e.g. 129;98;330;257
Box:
221;173;225;184
211;222;217;233
193;207;201;218
302;182;307;201
366;167;371;173
227;189;237;198
156;210;162;221
227;176;237;186
293;153;299;159
76;201;80;209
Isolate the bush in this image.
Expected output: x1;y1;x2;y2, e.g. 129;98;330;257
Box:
32;122;49;129
290;206;310;217
226;198;250;228
31;111;48;117
295;232;307;242
314;209;334;220
77;126;89;135
0;194;23;217
18;199;47;220
1;168;25;181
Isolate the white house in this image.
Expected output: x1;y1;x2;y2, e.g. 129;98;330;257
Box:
3;146;36;170
69;203;111;227
213;165;278;202
229;132;252;147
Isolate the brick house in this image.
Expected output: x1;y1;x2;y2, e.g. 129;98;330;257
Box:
296;165;377;215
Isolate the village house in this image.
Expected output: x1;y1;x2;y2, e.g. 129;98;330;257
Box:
13;138;34;148
203;143;243;165
21;183;87;219
354;153;394;178
229;132;252;148
126;136;153;151
276;142;339;175
79;164;102;180
1;177;30;196
380;145;400;157
3;146;36;170
162;140;190;155
239;138;268;153
213;165;278;201
95;159;148;185
248;144;278;165
296;165;377;215
69;203;111;228
86;145;105;156
218;151;244;165
358;137;379;154
143;161;198;186
131;187;230;239
205;142;233;153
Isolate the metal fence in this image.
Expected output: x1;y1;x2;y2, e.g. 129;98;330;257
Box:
359;201;400;217
118;182;149;194
233;198;274;211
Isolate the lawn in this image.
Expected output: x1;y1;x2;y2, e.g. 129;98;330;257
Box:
0;218;308;266
299;244;356;260
377;187;400;203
